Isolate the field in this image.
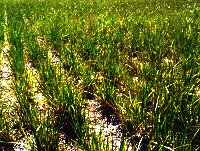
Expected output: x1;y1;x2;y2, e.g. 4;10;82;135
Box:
0;0;200;150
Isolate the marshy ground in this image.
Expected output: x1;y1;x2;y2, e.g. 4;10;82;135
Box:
0;0;200;150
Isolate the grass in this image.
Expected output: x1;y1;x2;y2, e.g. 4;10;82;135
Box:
0;0;200;150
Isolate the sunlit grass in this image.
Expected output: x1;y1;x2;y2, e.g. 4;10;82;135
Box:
1;0;200;150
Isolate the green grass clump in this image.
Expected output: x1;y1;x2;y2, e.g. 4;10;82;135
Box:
0;0;200;150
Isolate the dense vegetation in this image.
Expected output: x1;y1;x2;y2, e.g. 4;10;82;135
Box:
0;0;200;150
